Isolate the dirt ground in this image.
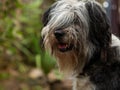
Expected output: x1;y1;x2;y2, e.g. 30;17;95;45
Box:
0;67;72;90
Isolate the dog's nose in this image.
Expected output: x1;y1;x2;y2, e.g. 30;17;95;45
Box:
54;30;65;39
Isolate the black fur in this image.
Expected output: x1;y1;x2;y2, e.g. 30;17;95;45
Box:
85;1;111;48
80;2;120;90
42;7;51;26
81;46;120;90
42;3;57;26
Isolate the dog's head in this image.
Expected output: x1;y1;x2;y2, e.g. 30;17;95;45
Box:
41;0;111;75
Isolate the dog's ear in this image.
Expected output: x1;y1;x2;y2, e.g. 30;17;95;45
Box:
42;3;57;26
42;8;51;26
85;1;111;48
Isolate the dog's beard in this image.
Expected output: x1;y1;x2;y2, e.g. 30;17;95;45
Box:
42;25;94;76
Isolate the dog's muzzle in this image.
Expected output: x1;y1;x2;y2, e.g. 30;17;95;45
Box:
54;30;73;52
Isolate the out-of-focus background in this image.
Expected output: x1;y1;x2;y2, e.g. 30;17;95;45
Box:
0;0;119;90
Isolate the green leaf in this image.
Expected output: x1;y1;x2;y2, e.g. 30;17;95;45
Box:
41;52;56;74
35;54;41;68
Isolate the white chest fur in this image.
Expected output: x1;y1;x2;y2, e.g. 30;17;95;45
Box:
73;76;96;90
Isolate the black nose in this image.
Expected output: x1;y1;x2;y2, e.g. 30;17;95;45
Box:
54;30;65;39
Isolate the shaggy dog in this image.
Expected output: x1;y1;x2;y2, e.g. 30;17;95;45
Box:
41;0;120;90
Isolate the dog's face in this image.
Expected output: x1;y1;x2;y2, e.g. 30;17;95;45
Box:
41;0;111;75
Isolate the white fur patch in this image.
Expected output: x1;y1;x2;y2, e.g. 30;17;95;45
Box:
73;76;96;90
111;34;120;47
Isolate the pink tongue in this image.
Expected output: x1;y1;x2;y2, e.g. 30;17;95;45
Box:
58;44;67;49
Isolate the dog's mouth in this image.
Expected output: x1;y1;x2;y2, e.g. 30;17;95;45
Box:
57;43;73;52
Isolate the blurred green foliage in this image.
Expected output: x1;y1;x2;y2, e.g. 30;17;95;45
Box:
0;0;56;75
0;72;10;80
42;52;56;74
